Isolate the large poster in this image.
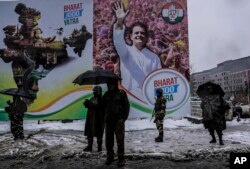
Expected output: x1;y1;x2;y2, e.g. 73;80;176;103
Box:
0;0;190;120
0;0;93;120
94;0;190;118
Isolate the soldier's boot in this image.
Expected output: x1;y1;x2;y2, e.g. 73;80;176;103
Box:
84;137;93;151
73;48;77;53
217;131;224;145
219;138;224;145
118;156;125;167
209;134;216;143
13;131;19;141
105;157;114;165
209;130;216;143
97;138;102;152
19;135;25;140
105;150;114;165
14;137;19;141
19;131;25;140
155;133;163;142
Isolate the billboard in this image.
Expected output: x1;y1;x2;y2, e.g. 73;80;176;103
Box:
93;0;190;118
0;0;93;120
0;0;190;120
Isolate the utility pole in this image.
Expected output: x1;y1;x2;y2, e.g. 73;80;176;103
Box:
247;70;250;105
244;69;250;105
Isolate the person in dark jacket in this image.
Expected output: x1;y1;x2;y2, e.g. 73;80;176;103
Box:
83;86;104;152
200;95;230;145
5;96;27;140
103;78;130;167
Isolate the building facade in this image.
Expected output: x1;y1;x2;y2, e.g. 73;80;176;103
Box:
191;56;250;103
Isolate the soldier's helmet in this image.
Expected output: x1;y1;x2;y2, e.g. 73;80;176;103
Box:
93;86;102;95
156;88;163;94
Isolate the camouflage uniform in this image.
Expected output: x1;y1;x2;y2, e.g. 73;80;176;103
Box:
154;89;166;142
5;96;27;140
200;95;230;145
103;79;130;167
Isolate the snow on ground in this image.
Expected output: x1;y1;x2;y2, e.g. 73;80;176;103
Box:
0;117;248;133
0;118;205;133
0;118;249;162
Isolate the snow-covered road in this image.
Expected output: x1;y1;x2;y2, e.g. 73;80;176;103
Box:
0;118;249;169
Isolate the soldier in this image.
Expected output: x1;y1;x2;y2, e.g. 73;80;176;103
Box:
103;78;130;167
200;95;230;145
153;88;166;142
5;96;27;140
83;86;104;152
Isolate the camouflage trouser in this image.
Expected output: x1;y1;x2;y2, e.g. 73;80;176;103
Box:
9;114;24;139
154;111;165;135
105;119;125;160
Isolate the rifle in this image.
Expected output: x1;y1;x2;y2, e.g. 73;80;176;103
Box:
150;97;157;122
150;109;156;122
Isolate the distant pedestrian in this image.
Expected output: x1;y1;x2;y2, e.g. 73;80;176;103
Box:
200;95;230;145
5;96;27;140
83;86;104;152
233;102;242;122
153;88;166;142
103;78;130;167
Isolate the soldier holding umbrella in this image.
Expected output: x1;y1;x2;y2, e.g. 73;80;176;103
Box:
197;82;230;145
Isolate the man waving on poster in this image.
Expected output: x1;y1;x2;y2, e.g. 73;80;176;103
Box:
112;1;162;101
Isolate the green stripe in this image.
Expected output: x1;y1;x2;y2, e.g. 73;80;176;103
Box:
24;93;93;119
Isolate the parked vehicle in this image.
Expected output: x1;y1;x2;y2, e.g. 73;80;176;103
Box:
233;103;250;118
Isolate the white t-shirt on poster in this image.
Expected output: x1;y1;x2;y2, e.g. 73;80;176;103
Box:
113;25;162;100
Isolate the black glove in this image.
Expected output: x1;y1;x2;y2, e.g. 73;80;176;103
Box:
5;106;11;113
83;99;91;108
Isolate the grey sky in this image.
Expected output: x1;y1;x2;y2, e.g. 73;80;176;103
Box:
188;0;250;73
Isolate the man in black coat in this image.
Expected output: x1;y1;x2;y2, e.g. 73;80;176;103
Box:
83;86;104;152
103;79;130;167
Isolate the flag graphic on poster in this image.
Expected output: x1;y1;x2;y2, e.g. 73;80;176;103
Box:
0;0;93;120
94;0;190;118
162;2;184;24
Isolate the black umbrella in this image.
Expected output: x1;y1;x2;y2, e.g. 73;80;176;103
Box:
0;88;33;98
73;69;121;85
196;81;225;98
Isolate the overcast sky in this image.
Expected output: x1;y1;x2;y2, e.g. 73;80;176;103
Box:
187;0;250;73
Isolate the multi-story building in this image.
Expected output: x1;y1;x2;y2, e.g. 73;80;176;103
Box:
191;56;250;103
